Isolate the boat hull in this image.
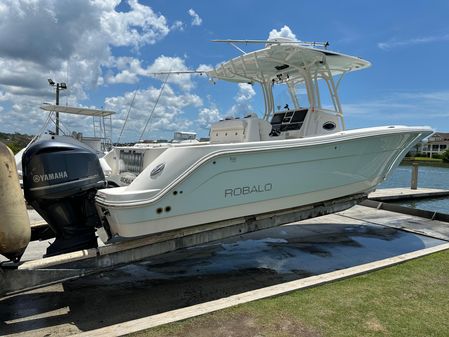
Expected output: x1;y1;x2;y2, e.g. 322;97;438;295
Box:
95;126;431;239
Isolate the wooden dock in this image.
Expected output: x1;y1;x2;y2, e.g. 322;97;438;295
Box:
369;187;449;201
341;205;449;241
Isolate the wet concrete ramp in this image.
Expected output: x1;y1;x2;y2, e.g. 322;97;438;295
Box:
1;206;447;336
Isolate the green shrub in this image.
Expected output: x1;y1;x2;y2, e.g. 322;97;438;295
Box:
7;142;23;154
413;152;429;158
443;149;449;163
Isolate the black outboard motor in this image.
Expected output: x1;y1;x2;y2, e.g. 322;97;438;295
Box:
22;140;106;256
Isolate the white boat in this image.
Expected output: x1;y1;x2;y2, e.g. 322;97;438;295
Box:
104;131;200;186
39;104;115;155
15;104;115;180
92;38;432;240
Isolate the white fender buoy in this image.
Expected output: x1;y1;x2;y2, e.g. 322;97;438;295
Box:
0;142;30;261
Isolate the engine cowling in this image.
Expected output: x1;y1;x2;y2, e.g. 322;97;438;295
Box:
22;140;106;256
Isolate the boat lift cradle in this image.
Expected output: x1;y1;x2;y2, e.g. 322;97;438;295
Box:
0;192;365;297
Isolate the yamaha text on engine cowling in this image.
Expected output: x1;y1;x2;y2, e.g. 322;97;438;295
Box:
22;140;106;256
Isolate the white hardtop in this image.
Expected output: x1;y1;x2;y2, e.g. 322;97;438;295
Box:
207;38;371;85
40;104;115;117
39;104;115;153
201;38;372;125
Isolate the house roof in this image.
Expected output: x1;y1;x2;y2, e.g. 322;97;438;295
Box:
428;132;449;143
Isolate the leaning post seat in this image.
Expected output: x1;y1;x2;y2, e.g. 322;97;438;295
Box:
210;118;246;143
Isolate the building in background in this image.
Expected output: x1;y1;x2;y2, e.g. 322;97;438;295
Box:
419;132;449;157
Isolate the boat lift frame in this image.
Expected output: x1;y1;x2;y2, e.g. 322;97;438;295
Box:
0;193;366;297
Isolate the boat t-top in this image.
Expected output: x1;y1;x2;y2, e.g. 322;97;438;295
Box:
15;104;115;181
20;37;432;256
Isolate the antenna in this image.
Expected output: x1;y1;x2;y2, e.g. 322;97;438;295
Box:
117;87;138;144
139;72;171;141
65;61;69;106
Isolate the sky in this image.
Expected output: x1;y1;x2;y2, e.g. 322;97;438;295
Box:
0;0;448;142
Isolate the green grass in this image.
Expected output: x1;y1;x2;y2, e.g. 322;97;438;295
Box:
402;157;449;168
403;157;442;163
132;249;449;337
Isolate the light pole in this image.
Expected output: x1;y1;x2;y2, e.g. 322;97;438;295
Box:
48;79;67;135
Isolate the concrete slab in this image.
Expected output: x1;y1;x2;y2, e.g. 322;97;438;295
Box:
340;205;449;241
1;214;446;337
27;209;45;226
369;187;449;201
72;242;449;337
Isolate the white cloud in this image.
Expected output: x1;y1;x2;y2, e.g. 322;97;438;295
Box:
101;0;170;48
105;57;145;84
0;0;170;96
106;55;197;91
0;1;165;71
188;8;202;26
378;34;449;50
197;64;214;72
197;107;221;129
0;95;57;135
0;0;181;136
268;25;298;41
228;83;256;117
146;56;195;91
171;20;184;31
104;84;203;141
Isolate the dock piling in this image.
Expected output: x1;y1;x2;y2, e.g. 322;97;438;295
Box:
411;162;419;190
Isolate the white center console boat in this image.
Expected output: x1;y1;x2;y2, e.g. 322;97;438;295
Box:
94;38;432;239
21;38;432;255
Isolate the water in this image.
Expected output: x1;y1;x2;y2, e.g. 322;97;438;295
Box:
379;163;449;213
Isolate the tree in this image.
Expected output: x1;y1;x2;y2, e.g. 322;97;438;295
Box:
442;149;449;163
7;142;22;154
